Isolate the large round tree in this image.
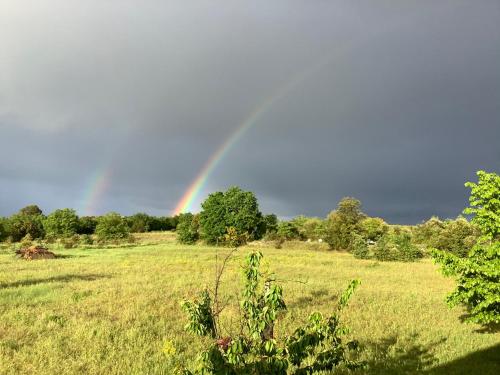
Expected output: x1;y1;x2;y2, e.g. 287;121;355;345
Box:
199;186;263;245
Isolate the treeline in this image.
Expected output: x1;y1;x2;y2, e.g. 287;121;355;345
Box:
176;187;481;261
0;206;178;245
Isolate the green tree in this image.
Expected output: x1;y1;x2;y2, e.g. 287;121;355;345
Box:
324;197;365;251
126;213;151;233
177;213;199;244
200;187;263;245
43;208;79;238
95;212;130;242
434;217;480;257
0;217;8;241
8;206;45;241
433;171;500;324
359;217;389;241
77;216;98;235
263;214;278;234
276;221;300;241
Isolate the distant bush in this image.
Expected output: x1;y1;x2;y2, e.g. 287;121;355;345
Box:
433;217;480;257
77;216;98;235
60;234;80;249
277;221;300;241
0;217;8;242
374;232;423;262
412;216;444;247
291;216;326;241
359;217;389;241
177;213;199;244
352;233;369;259
324;197;365;251
95;212;130;243
126;213;151;233
263;214;278;234
44;208;79;238
8;210;45;242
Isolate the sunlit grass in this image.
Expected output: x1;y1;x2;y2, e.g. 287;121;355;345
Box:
0;235;498;374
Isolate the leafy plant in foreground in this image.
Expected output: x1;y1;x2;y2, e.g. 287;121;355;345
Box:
432;171;500;324
181;248;363;374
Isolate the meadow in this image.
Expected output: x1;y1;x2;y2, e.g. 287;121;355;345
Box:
0;232;498;374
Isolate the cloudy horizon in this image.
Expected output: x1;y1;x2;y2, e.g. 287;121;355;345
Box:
1;0;499;224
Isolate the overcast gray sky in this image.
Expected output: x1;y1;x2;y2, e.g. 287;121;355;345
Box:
1;0;499;223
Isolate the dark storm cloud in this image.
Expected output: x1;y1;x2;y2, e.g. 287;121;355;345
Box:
1;0;499;222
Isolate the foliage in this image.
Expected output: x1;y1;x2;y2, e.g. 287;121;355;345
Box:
177;213;200;245
359;217;388;241
18;204;43;216
95;212;130;242
277;221;300;241
412;216;444;246
433;171;500;325
324;197;365;251
199;187;263;245
8;211;45;242
263;214;278;234
43;208;79;238
126;213;151;233
291;216;326;241
0;217;8;242
181;250;363;374
374;232;423;262
352;233;369;259
77;216;98;235
433;217;479;257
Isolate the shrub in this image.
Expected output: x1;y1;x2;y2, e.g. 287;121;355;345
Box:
77;216;97;235
0;217;8;242
433;170;500;324
8;211;45;241
60;234;80;249
359;217;389;241
324;197;365;251
95;212;130;243
177;213;199;244
434;217;480;257
276;221;300;241
44;208;79;238
263;214;278;234
374;232;423;262
181;250;364;374
126;213;151;233
352;234;370;259
412;216;444;247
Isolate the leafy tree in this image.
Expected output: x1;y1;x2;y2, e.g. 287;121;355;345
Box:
0;217;8;242
149;216;178;231
19;204;43;216
77;216;98;235
324;197;365;251
374;232;423;262
200;187;263;245
359;217;389;241
43;208;79;238
181;250;363;374
434;217;480;257
126;213;151;233
352;233;369;259
433;171;500;324
277;221;300;241
412;216;445;246
8;206;45;241
95;212;130;242
177;213;199;244
263;214;278;234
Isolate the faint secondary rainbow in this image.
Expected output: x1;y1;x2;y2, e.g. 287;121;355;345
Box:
172;56;335;215
81;165;113;216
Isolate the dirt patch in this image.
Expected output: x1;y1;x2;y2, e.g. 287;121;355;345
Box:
16;246;56;260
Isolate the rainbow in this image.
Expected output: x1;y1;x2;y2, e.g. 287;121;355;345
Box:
172;56;335;215
81;166;113;216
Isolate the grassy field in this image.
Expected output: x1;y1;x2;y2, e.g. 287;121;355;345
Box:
0;233;498;374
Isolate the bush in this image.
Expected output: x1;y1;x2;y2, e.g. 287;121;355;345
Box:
374;232;423;262
177;213;199;244
60;234;80;249
359;217;388;241
352;234;370;259
276;221;300;241
8;211;45;241
95;212;130;243
434;217;480;257
433;170;500;325
126;213;151;233
77;216;97;235
324;197;365;251
44;208;79;238
0;217;8;242
181;250;364;374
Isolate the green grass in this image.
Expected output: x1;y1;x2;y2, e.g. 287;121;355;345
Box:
0;235;498;374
